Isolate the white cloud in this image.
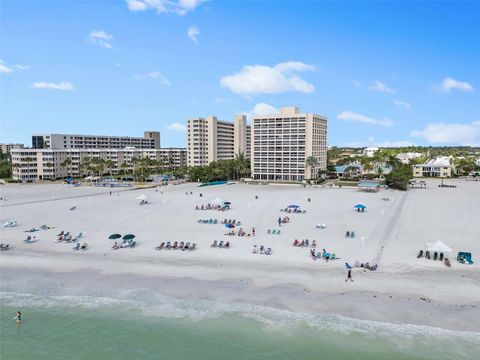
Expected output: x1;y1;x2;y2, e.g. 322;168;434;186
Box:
187;26;199;44
220;61;315;95
167;122;187;132
132;71;170;85
32;81;74;91
368;80;396;93
86;30;114;49
15;64;30;70
394;100;412;111
241;103;279;122
0;59;14;74
438;77;475;93
126;0;204;15
337;111;393;126
411;121;480;146
352;80;362;87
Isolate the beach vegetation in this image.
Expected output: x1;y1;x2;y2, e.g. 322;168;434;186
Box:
0;150;12;178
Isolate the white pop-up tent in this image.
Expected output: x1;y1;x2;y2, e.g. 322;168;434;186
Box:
426;240;452;253
135;194;147;201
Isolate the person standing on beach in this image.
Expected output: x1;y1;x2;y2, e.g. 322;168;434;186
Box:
252;227;255;236
14;311;22;325
278;217;282;226
345;269;353;282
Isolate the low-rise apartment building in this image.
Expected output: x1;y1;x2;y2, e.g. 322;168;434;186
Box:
412;156;453;178
0;143;24;154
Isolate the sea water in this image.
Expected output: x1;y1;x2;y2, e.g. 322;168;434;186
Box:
1;292;479;360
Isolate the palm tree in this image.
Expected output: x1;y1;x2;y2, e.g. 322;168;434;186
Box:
376;167;385;179
60;158;72;178
45;162;54;179
305;156;318;180
105;160;115;178
120;162;129;177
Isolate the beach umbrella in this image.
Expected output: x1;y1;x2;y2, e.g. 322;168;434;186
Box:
109;233;121;240
123;234;135;240
426;240;452;253
353;204;366;209
287;204;300;208
135;194;146;200
225;223;235;229
223;201;232;205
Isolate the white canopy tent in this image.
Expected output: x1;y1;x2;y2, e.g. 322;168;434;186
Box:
426;240;452;253
135;194;147;201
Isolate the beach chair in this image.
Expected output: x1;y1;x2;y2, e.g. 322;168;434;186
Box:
316;252;322;259
426;251;431;259
179;242;185;249
252;245;258;253
81;242;88;250
219;241;224;248
57;230;64;237
260;246;264;254
345;231;350;238
277;230;281;235
345;262;352;269
211;240;218;247
417;250;424;258
172;241;178;249
225;241;230;248
305;239;309;247
129;241;136;248
213;219;218;224
433;252;438;260
293;239;299;247
267;229;271;234
439;253;444;261
24;236;32;243
73;243;80;251
265;248;272;255
191;243;197;250
166;241;172;249
1;244;10;251
155;242;165;250
350;231;355;238
330;253;336;260
74;233;84;241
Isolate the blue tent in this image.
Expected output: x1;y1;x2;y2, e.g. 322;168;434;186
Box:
353;204;366;209
225;223;235;228
287;204;300;208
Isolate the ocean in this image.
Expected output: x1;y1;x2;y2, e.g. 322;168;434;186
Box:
1;291;479;360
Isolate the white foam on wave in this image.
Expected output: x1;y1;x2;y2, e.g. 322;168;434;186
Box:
1;290;479;345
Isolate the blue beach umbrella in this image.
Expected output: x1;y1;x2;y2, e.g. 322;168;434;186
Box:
353;204;366;209
287;205;300;208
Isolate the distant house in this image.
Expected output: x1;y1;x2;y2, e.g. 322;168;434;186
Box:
396;152;423;164
362;147;379;157
412;157;453;178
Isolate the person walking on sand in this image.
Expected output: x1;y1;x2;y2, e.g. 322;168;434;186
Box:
252;227;255;236
278;217;282;226
14;311;22;325
345;269;353;282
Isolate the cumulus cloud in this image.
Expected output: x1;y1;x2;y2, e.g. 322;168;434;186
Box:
187;26;199;44
132;71;170;85
241;103;279;122
438;77;475;93
220;61;315;95
32;81;74;91
394;100;412;111
15;64;30;70
411;121;480;146
0;59;14;74
126;0;204;15
86;30;114;49
368;80;396;93
167;122;187;132
337;111;393;126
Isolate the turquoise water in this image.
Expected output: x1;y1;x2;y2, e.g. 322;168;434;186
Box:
1;292;479;360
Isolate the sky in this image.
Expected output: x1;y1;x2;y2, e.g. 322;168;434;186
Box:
1;0;479;148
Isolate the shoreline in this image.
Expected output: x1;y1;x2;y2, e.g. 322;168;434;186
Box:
1;252;479;333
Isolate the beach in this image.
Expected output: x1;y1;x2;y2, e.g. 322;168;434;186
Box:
1;180;479;358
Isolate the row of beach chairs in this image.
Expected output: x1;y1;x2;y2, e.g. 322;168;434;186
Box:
293;239;316;248
252;245;272;255
3;220;17;227
73;242;88;251
417;250;445;261
345;231;355;238
211;240;230;248
311;249;336;261
267;229;281;235
198;219;218;224
280;209;306;213
155;241;197;251
221;219;241;225
56;232;84;243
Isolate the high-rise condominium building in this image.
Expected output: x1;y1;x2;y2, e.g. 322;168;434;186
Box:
251;106;327;181
31;131;160;150
187;115;250;167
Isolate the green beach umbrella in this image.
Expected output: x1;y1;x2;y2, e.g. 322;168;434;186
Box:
123;234;135;240
109;234;122;240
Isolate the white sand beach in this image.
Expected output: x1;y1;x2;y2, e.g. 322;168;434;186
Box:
1;180;479;332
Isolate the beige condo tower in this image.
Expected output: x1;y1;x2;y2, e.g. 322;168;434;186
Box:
251;106;327;181
187;115;251;167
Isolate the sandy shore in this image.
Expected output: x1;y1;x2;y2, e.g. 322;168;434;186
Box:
1;180;479;332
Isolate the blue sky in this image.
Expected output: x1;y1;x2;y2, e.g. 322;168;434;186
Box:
1;0;479;147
